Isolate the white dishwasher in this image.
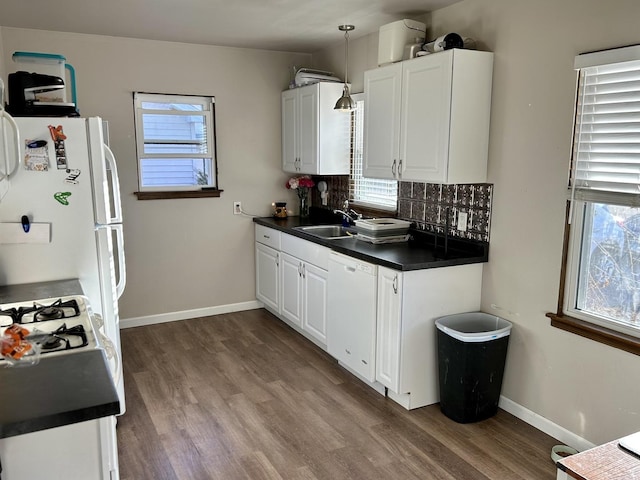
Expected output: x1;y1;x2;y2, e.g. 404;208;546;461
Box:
327;251;378;382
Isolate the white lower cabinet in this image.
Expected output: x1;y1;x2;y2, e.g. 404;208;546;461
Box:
255;224;485;411
376;267;403;392
375;264;483;410
302;262;329;344
255;225;328;346
255;242;280;314
280;252;304;327
0;417;118;479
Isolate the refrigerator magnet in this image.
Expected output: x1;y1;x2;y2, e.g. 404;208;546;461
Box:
64;169;81;185
24;139;50;171
48;125;68;170
54;191;72;206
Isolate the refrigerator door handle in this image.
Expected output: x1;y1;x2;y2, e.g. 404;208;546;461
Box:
1;111;20;179
113;224;127;299
103;145;123;224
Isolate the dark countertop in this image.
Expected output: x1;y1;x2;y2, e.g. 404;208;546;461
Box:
0;350;120;439
254;216;489;271
0;278;84;303
0;279;120;439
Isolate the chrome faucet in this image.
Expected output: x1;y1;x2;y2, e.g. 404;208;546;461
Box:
333;200;362;224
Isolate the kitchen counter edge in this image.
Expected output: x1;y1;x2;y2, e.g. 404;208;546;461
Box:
253;217;488;271
0;279;120;440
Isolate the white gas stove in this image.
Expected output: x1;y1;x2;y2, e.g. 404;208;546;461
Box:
0;295;103;361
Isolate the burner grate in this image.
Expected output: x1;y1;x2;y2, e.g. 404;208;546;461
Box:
0;299;81;326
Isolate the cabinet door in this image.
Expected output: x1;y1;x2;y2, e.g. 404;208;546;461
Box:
0;420;107;479
363;63;403;180
282;89;298;173
400;52;454;182
376;266;403;393
280;252;303;327
297;85;318;174
302;262;328;344
255;243;280;313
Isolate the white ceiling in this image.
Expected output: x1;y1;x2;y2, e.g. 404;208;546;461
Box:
0;0;461;53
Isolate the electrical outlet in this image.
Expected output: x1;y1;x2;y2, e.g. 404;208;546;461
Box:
458;211;468;232
233;201;242;215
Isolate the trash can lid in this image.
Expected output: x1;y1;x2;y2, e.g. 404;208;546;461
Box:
435;312;512;343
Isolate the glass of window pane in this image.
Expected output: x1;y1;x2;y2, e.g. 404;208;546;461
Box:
142;113;208;150
140;158;212;187
578;203;640;326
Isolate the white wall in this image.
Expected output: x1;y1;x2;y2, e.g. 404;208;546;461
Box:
0;28;310;319
313;0;640;445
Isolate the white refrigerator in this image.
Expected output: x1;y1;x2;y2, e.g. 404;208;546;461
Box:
0;116;126;412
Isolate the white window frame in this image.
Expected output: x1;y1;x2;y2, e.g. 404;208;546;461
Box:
134;92;217;192
561;45;640;341
349;94;398;211
565;201;640;338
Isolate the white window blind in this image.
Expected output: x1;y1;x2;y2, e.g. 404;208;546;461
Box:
563;45;640;340
349;97;398;210
571;46;640;202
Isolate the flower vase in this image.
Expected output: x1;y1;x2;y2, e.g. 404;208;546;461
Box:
299;191;309;218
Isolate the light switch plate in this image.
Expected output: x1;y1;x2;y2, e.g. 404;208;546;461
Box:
458;212;468;232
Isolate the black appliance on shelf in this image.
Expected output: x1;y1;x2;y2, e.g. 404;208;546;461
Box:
5;71;79;117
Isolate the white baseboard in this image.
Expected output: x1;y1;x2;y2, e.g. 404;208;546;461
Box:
499;395;595;452
121;300;262;329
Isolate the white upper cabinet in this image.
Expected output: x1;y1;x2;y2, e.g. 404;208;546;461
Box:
282;82;350;175
364;49;494;184
363;63;403;180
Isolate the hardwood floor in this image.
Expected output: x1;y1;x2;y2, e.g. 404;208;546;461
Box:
117;309;559;480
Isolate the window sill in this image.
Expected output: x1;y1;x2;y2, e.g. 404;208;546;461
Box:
547;312;640;356
135;189;223;200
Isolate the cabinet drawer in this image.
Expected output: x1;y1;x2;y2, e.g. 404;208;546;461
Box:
255;225;281;250
281;233;330;270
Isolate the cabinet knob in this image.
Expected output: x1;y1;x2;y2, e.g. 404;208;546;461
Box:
391;159;397;176
398;159;403;178
392;274;398;294
345;349;351;355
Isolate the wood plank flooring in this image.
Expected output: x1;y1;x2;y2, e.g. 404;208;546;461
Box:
117;309;559;480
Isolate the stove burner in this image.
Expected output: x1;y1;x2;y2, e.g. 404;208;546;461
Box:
0;299;81;325
35;307;64;321
42;335;63;350
31;323;89;354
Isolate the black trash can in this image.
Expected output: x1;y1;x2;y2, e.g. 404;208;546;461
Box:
435;312;512;423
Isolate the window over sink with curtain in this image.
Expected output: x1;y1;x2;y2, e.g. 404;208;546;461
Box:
133;92;220;199
550;45;640;352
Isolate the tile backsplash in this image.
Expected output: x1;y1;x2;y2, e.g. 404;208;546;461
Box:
398;182;493;242
311;177;493;243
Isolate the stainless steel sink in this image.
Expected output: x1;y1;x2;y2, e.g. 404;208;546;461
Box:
294;225;353;240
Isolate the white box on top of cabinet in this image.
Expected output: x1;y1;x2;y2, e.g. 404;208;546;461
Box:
282;82;350;175
363;49;493;184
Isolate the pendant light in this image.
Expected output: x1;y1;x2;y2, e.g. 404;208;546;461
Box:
334;24;355;111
